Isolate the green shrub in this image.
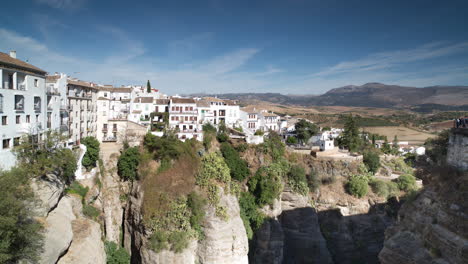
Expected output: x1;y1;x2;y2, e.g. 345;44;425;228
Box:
396;174;416;191
202;123;217;133
239;192;265;239
286;136;298;144
216;133;228;143
83;204;100;219
346;174;369;198
187;192;206;238
149;231;169;252
248;163;286;206
144;133;182;161
117;147;140;181
363;151;380;174
105;241;130;264
220;143;250;181
203;134;213;150
254;130;264;136
369;179;398;198
81;136;100;170
287;165;308;195
235;143;248;153
262;132;286;161
306;170;321;192
13;132;77;182
196;152;231;187
66;181;89;203
0;168;44;263
168;231;190;253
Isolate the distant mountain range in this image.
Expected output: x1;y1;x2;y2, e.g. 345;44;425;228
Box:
191;83;468;111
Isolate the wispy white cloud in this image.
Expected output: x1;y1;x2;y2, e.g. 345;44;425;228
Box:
311;41;468;78
34;0;88;9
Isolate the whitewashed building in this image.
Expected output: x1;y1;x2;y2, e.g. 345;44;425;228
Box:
169;98;202;141
0;51;47;169
129;97;154;125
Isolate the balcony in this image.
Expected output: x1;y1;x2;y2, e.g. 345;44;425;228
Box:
3;81;13;89
18;84;26;91
169;110;198;115
46;86;60;95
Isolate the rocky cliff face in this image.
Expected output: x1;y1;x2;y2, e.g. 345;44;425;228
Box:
31;173;106;264
124;183;249;264
379;129;468;264
251;188;333;264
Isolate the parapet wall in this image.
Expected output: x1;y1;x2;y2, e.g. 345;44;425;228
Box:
447;128;468;170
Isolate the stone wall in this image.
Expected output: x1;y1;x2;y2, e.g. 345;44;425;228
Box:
447;128;468;170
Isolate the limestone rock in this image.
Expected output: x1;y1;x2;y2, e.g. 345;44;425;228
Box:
197;190;249;264
57;218;106;264
31;174;66;217
39;196;75;264
140;240;198;264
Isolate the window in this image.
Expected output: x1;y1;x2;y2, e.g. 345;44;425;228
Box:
34;79;38;87
15;95;24;110
2;139;10;149
104;92;108;97
2;116;7;125
36;114;39;122
26;115;30;123
0;94;3;112
34;96;41;111
16;115;21;124
13;137;20;146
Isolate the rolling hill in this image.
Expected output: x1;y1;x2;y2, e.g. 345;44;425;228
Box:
192;83;468;110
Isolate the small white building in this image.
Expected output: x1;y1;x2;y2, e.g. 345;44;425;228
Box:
169;98;202;141
319;139;335;151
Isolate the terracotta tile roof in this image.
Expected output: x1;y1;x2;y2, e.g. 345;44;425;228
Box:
203;97;225;102
133;97;153;103
98;97;110;101
132;110;142;114
224;99;238;106
98;87;132;93
196;100;210;107
0;52;47;75
67;79;99;89
171;98;196;104
45;75;61;82
241;106;260;114
155;99;170;105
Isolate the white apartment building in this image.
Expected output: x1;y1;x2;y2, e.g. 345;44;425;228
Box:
129;97;154;125
45;73;69;134
169;98;202;141
200;97;240;127
66;79;98;145
260;111;280;131
96;86;133;142
0;51;47;169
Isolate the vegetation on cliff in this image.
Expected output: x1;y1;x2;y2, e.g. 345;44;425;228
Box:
81;136;100;170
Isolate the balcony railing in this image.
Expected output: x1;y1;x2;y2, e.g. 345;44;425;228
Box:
46;86;60;95
169;110;198;114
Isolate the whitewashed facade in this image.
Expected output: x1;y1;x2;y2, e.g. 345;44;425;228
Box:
0;51;48;169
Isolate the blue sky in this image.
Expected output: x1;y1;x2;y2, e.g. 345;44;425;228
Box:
1;0;467;95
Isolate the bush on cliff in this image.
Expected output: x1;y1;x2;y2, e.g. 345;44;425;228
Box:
239;192;265;239
81;136;100;170
363;151;380;174
396;174;416;191
0;168;43;263
220;142;250;182
287;165;308;195
105;241;130;264
369;179;398;198
117;147;140;181
248;161;287;206
346;174;369;198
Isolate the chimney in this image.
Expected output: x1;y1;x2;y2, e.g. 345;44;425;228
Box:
9;50;16;59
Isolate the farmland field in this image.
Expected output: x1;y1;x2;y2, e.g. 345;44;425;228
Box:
362;126;436;145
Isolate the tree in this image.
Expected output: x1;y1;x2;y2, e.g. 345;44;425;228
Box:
381;137;392;154
117;147;141;181
147;80;151;93
340;115;362;152
81;137;100;170
105;241;130;264
363;151;380;174
371;134;376;145
392;135;400;154
0;168;44;263
295;119;318;144
220;143;250;181
425;130;449;164
287;165;308;195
